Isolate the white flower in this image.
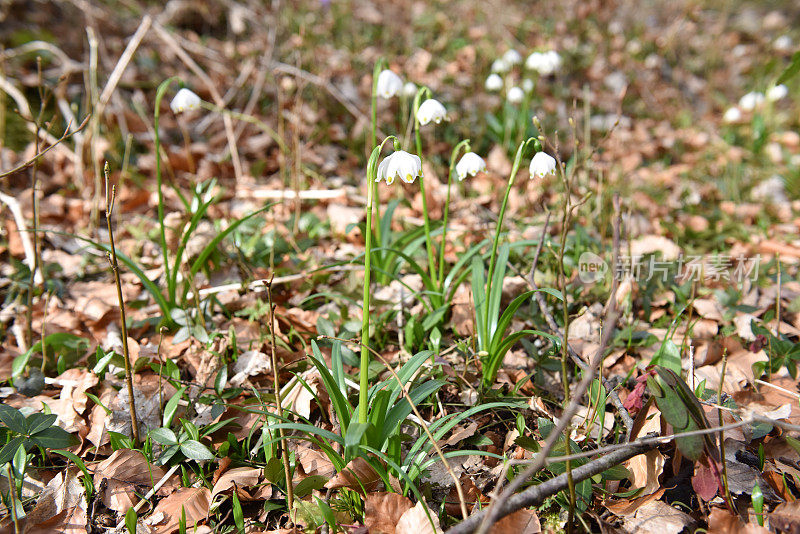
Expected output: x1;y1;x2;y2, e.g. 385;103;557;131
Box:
455;152;486;181
485;73;503;92
739;91;764;111
723;106;742;123
376;150;423;185
170;88;201;113
529;152;556;178
491;58;510;73
774;35;793;52
767;84;788;102
502;49;522;66
402;82;418;98
522;78;535;93
416;98;447;125
526;50;561;75
376;70;403;99
507;86;524;104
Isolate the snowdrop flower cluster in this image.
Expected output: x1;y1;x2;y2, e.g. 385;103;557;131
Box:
529;151;557;178
377;150;423;185
485;73;504;92
774;35;793;53
455;152;487;181
416;99;447;125
376;69;403;99
170;88;201;113
525;50;562;76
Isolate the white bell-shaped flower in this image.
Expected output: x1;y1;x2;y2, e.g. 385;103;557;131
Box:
455;152;487;181
416;99;447;125
525;52;545;71
529;152;557;178
376;70;403;99
377;150;423;185
522;78;535;93
507;86;524;104
767;84;788;102
739;91;764;111
723;107;742;123
774;35;793;52
402;82;418;98
527;50;561;75
502;49;522;66
491;58;510;74
485;73;503;92
170;88;201;113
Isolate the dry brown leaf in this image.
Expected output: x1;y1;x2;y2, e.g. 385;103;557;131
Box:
444;422;478;447
147;487;211;534
395;501;441;534
297;447;336;479
625;449;664;497
210;467;261;501
770;500;800;533
324;457;380;492
620;499;696;534
93;449;168;513
707;507;770;533
605;488;665;518
693;298;724;322
493;509;541;534
23;470;87;534
364;492;414;534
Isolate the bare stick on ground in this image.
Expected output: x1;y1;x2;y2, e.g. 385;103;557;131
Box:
104;162;140;444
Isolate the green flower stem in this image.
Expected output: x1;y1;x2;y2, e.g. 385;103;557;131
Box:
154;77;180;303
359;136;396;425
485;138;535;302
370;60;386;250
438;140;470;289
412;88;437;280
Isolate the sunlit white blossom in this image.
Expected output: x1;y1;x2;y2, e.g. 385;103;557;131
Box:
502;49;522;66
402;82;418;98
491;58;510;74
522;78;535;93
376;70;403;99
170;88;201;113
455;152;486;181
377;150;423;185
507;86;524;104
526;50;561;75
774;35;793;52
723;106;742;123
739;91;764;111
485;73;503;92
416;98;447;125
529;152;556;178
767;84;788;102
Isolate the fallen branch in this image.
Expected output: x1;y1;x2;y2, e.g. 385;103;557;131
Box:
445;440;656;534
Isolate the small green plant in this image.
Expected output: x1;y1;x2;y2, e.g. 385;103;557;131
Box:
148;419;215;465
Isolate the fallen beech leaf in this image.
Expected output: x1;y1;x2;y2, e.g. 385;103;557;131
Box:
297;447;336;479
93;449;167;513
444;422;478;447
605;488;665;518
365;492;414;534
24;470;87;534
621;500;697;534
395;501;441;534
324;457;380;492
493;509;541;534
625;448;664;497
707;507;770;533
210;466;262;501
444;475;488;517
148;487;211;534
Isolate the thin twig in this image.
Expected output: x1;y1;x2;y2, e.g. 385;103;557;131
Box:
0;115;90;179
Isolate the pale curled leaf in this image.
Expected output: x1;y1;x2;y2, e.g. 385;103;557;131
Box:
365;492;414;534
395;501;441;534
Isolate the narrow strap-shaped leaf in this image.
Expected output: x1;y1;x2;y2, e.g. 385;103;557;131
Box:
486;243;510;340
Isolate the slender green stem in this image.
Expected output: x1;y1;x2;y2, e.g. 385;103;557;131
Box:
370;61;385;275
359;176;375;425
153;77;180;303
413;90;437;280
438;140;470;289
485;139;533;308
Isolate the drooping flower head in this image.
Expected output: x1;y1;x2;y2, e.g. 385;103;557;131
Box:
491;58;510;74
377;150;423;185
376;70;403;99
485;73;503;92
529;151;557;178
170;88;201;113
416;98;447;125
502;49;522;66
526;50;561;76
402;82;418;98
507;86;524;104
455;152;487;181
767;84;788;102
723;106;742;123
738;91;764;111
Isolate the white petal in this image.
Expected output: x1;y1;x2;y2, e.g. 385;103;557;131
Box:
402;82;418;98
416;99;446;126
507;86;524;104
377;70;403;99
485;74;503;92
455;152;486;181
530;152;556;178
170;88;201;113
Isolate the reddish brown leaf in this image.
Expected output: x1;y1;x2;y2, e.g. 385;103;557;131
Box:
364;492;414;534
